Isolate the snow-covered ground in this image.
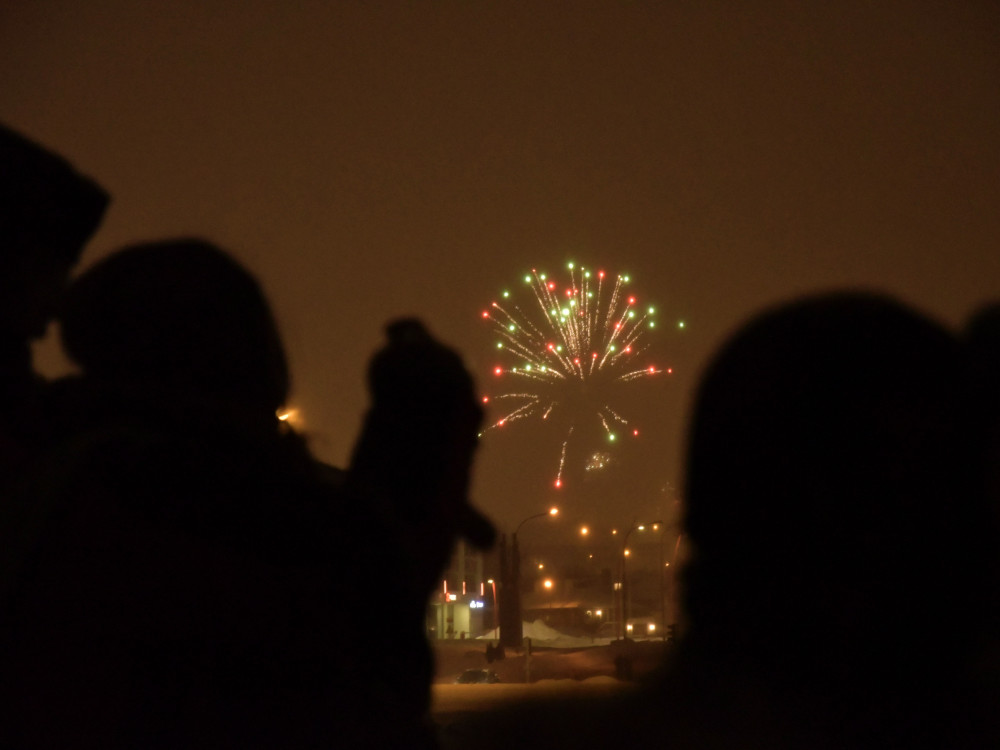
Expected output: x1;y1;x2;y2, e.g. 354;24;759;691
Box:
476;620;614;648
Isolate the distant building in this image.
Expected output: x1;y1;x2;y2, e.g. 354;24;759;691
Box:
426;540;493;640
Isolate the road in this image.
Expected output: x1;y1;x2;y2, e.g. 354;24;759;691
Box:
434;678;624;714
432;679;634;748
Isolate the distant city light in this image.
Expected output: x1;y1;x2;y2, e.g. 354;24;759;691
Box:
276;407;301;426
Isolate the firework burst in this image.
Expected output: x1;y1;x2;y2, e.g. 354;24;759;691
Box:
481;262;668;488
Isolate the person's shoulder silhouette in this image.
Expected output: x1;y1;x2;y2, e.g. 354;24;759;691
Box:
965;302;1000;496
958;302;1000;747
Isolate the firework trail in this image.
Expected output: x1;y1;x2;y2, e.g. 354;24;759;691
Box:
481;263;669;488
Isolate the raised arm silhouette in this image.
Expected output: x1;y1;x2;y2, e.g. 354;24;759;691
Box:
0;122;108;479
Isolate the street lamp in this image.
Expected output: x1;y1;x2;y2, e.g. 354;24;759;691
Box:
515;506;559;534
543;578;555;615
618;519;665;640
487;579;498;634
619;523;637;640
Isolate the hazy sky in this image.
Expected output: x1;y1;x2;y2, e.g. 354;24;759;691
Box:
3;1;997;532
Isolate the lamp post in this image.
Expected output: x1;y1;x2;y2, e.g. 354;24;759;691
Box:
649;522;667;640
487;578;498;634
499;507;558;647
618;519;665;640
619;522;636;640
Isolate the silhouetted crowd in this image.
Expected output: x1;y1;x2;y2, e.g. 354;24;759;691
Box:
1;122;997;748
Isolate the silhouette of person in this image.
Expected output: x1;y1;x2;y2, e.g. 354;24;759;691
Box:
664;292;987;749
346;319;496;745
959;303;1000;747
0;239;376;748
0;122;108;474
462;292;988;750
965;303;1000;513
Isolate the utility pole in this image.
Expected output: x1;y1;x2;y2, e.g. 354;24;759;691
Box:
498;508;558;648
498;533;523;648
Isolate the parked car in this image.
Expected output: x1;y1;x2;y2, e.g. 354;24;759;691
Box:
454;669;501;684
626;617;660;639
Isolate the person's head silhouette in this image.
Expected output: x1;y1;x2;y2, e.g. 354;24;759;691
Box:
681;292;981;742
59;238;289;421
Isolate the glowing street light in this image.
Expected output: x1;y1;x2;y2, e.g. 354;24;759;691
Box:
516;507;559;534
275;407;302;428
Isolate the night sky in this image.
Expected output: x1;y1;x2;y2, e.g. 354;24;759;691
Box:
4;1;998;534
